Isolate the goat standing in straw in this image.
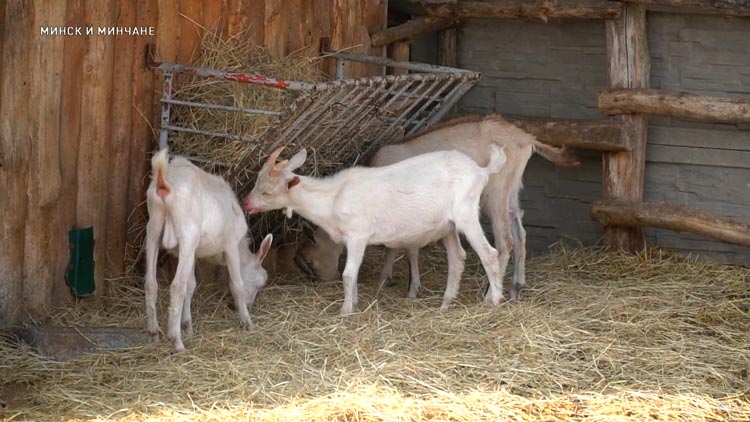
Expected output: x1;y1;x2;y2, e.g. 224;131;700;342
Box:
298;114;579;300
145;149;273;351
243;145;507;315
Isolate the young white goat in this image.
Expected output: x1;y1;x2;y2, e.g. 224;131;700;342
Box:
298;114;578;299
145;149;273;351
243;145;507;314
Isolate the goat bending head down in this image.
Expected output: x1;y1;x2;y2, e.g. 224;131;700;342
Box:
145;148;272;351
243;145;507;315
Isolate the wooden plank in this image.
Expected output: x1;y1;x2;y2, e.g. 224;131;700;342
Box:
620;0;750;17
505;116;633;152
371;17;455;47
265;0;290;58
392;0;622;20
602;3;650;252
591;201;750;247
437;27;457;68
77;0;116;293
126;0;158;272
599;89;750;124
23;0;67;319
203;0;227;35
55;0;86;305
330;0;379;77
0;0;32;325
177;0;203;63
387;41;410;75
105;0;137;277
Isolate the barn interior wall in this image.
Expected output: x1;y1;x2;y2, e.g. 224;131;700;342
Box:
0;0;386;327
411;11;750;262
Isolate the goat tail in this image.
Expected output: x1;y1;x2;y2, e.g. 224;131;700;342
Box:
152;148;172;200
532;141;580;168
483;144;507;175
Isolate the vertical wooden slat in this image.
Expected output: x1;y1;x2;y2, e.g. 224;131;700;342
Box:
265;0;290;58
126;0;158;272
177;0;203;64
23;0;67;318
0;0;32;324
77;0;116;292
387;41;410;75
55;0;86;304
603;3;650;252
105;0;137;278
203;0;227;35
437;27;457;67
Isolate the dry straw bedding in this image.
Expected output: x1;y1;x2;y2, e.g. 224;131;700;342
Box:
1;245;749;421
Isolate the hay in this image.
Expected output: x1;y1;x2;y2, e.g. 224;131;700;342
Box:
2;245;749;421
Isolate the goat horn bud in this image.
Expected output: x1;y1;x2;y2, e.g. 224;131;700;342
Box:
269;159;288;178
265;146;285;169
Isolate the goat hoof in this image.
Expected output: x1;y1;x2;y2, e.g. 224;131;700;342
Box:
339;305;355;316
484;294;506;306
147;329;160;343
239;320;254;332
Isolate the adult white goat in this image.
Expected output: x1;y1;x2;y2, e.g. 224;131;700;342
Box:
243;145;507;315
298;114;578;299
145;149;273;351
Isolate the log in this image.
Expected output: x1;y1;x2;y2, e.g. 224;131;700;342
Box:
599;89;750;124
619;0;750;17
105;0;137;276
370;16;456;47
391;0;622;20
603;3;650;252
0;0;32;325
591;201;750;247
437;27;457;68
505;116;633;152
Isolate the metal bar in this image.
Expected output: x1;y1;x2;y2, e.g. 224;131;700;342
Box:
161;98;284;116
421;79;475;129
176;154;231;167
336;58;345;80
150;61;316;90
159;72;174;149
162;124;258;142
322;50;471;74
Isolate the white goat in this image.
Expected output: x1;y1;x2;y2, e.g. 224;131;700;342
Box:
243;145;507;315
144;149;273;351
298;114;578;299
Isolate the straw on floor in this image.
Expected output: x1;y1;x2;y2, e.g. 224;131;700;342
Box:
1;245;748;421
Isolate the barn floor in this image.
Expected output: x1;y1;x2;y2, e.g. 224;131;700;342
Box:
1;245;749;421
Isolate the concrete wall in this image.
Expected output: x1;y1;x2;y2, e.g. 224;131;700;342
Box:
412;11;750;262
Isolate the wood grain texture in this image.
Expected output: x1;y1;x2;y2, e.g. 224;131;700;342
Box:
203;0;228;35
265;0;290;57
392;0;622;20
621;0;750;17
387;41;410;75
437;27;456;68
371;17;455;47
602;3;650;252
177;0;203;63
77;0;116;292
0;0;32;324
506;116;633;152
105;0;137;277
591;201;750;247
599;89;750;124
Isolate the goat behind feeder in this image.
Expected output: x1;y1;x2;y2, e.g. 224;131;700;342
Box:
298;114;579;300
244;145;507;315
145;149;273;351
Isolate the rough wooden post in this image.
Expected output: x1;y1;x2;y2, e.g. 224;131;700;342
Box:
387;41;410;75
602;3;650;252
437;27;457;67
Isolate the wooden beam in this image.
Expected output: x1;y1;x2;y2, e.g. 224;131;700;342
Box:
619;0;750;17
591;201;750;247
505;116;633;152
391;0;622;20
387;41;410;75
437;27;457;67
371;16;455;47
599;89;750;124
602;3;650;252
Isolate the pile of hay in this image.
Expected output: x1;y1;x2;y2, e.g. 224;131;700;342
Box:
2;245;749;421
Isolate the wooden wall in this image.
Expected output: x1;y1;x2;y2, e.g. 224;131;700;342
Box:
0;0;386;326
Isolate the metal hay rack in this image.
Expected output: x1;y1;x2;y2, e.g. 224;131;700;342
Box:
148;49;481;195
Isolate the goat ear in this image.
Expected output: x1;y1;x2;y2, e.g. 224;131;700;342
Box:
287;149;307;172
257;234;273;264
287;176;300;190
